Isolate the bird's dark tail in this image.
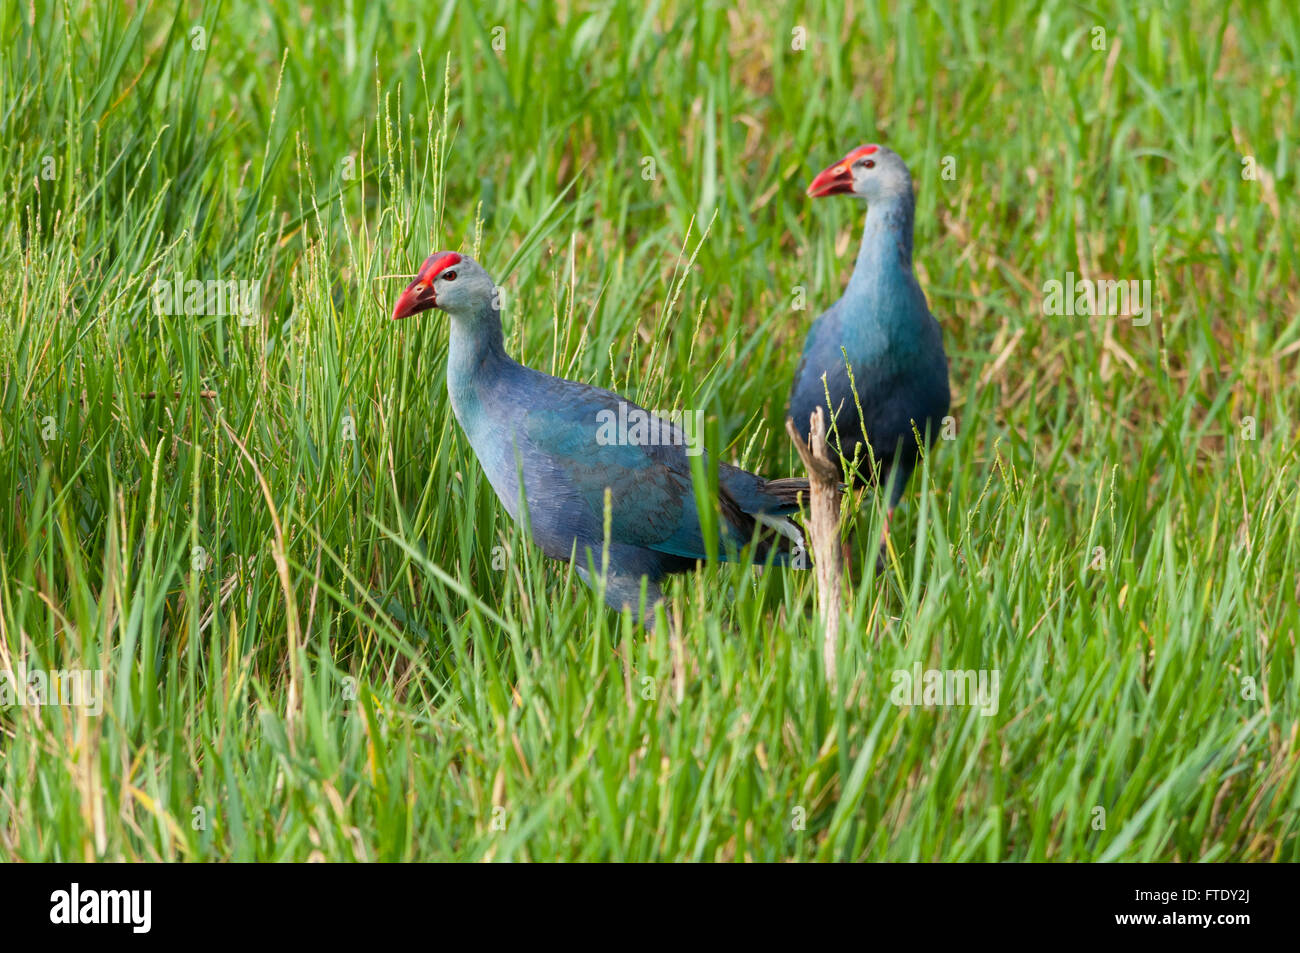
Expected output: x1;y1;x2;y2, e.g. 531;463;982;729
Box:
715;467;813;567
758;477;813;512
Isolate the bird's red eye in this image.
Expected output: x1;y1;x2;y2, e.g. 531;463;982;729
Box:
442;270;457;282
864;159;875;169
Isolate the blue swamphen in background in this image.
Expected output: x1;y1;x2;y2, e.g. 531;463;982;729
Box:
393;252;808;625
787;144;950;558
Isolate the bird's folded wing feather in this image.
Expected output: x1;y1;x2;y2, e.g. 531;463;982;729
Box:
514;381;754;560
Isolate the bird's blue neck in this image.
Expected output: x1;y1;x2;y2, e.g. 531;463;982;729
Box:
446;300;509;422
847;192;915;299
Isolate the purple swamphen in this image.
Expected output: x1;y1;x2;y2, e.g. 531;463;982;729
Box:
787;144;950;558
393;252;808;625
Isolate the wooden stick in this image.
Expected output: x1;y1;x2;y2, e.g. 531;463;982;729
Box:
785;407;844;683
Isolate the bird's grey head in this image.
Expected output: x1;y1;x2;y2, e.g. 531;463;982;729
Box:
391;252;497;320
807;144;912;204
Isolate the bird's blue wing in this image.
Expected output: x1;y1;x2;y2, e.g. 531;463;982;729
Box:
511;376;753;561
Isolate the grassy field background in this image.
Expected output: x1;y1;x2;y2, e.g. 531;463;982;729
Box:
1;0;1297;860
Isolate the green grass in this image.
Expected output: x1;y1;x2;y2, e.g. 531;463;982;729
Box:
1;0;1297;861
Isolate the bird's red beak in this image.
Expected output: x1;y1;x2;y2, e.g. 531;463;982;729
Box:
391;276;434;320
806;158;856;198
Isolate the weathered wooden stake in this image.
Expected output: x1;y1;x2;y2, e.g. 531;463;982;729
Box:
785;407;844;683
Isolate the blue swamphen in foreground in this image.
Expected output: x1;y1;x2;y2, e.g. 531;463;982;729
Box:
787;144;950;557
392;252;808;625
